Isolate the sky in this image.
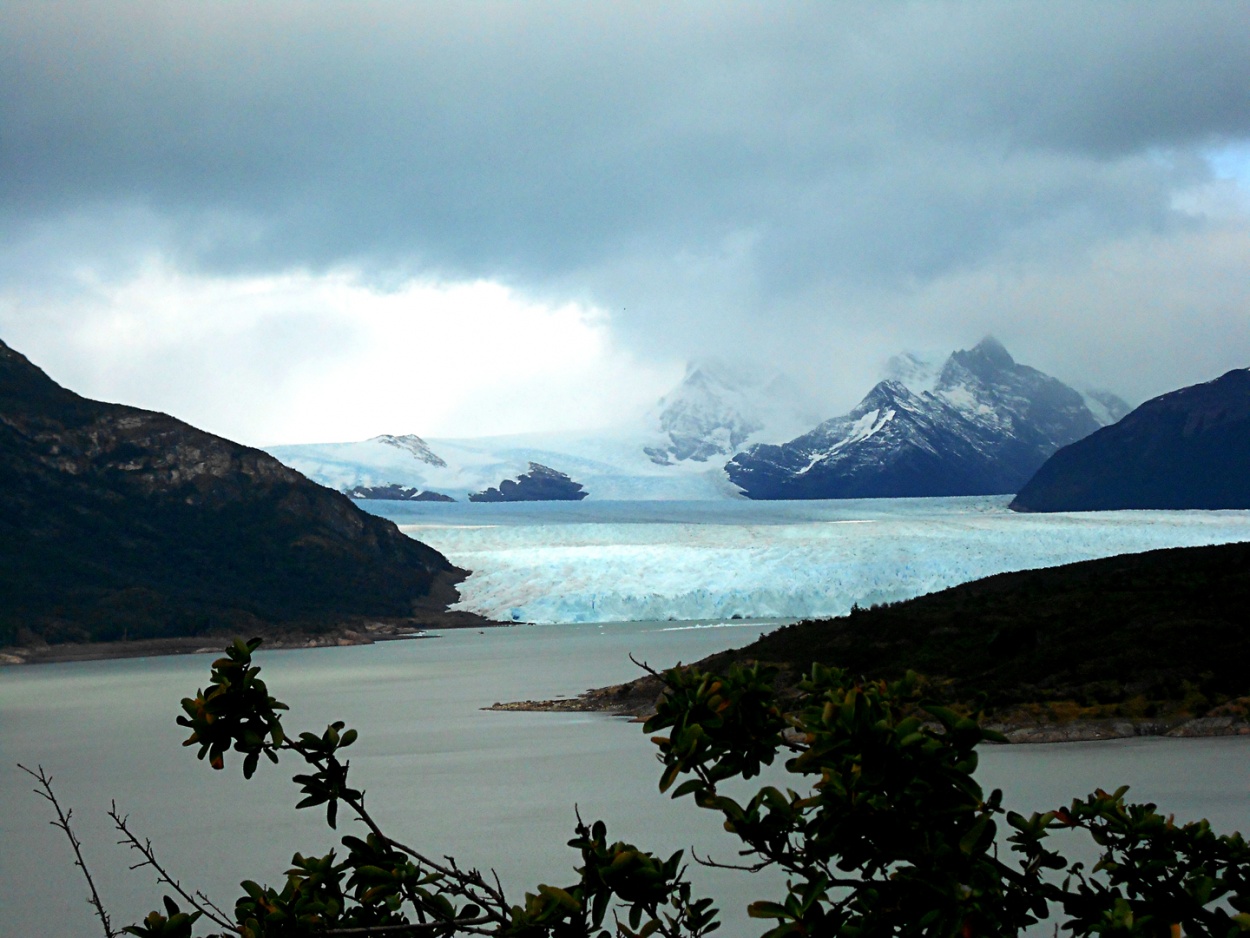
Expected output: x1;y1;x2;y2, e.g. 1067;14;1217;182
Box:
2;2;1249;446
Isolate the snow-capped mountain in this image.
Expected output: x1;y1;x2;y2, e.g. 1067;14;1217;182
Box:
643;359;824;465
727;337;1123;499
268;342;1128;503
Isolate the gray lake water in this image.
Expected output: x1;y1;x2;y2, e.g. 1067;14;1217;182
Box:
4;622;1250;938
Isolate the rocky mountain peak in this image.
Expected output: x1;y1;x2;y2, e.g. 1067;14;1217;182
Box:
853;379;920;414
970;335;1014;368
728;338;1115;500
938;335;1018;389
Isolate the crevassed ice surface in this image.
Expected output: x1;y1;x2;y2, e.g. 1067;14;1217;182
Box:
361;496;1250;624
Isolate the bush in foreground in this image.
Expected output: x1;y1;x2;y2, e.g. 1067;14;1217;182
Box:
30;638;1250;937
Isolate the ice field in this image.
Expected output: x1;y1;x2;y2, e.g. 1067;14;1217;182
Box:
267;429;741;501
362;496;1250;623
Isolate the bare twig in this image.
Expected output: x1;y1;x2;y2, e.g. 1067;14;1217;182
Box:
321;919;494;935
195;889;234;927
18;763;118;938
109;802;236;932
689;848;771;873
629;653;664;677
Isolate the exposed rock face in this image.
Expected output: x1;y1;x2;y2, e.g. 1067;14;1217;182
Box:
1011;367;1250;511
347;484;455;501
727;338;1107;499
0;338;468;646
373;433;447;467
468;462;589;502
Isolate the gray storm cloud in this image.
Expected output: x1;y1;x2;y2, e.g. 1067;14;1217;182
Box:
2;1;1249;425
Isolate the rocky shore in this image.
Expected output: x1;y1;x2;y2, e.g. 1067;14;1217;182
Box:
486;679;1250;744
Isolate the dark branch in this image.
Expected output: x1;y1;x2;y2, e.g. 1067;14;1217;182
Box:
109;803;236;932
18;763;118;938
629;653;663;677
689;848;771;873
321;918;494;935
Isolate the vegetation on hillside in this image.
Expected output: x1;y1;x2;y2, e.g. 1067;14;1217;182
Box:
1;338;473;649
581;542;1250;731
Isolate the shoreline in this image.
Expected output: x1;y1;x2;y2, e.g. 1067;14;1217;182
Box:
486;688;1250;745
0;610;503;667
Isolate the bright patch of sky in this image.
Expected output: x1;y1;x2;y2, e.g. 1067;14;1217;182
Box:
1172;144;1250;219
0;263;678;445
1208;143;1250;189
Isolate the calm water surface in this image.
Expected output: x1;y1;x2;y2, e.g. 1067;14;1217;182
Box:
4;622;1249;938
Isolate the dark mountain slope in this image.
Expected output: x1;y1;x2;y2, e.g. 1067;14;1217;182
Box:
0;339;471;646
1011;368;1250;512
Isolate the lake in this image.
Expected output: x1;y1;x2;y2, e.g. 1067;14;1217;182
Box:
5;497;1250;936
4;623;1250;938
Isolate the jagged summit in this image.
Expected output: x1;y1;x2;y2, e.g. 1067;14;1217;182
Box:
727;338;1117;500
954;335;1015;371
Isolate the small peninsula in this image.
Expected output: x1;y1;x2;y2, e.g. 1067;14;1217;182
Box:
495;540;1250;742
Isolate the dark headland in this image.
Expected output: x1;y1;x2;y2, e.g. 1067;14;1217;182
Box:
1011;367;1250;512
0;338;497;665
494;541;1250;743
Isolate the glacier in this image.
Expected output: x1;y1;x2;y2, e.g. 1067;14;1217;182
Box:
268;429;747;501
360;496;1250;624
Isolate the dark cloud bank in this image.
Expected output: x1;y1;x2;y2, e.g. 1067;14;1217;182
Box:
2;2;1249;419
